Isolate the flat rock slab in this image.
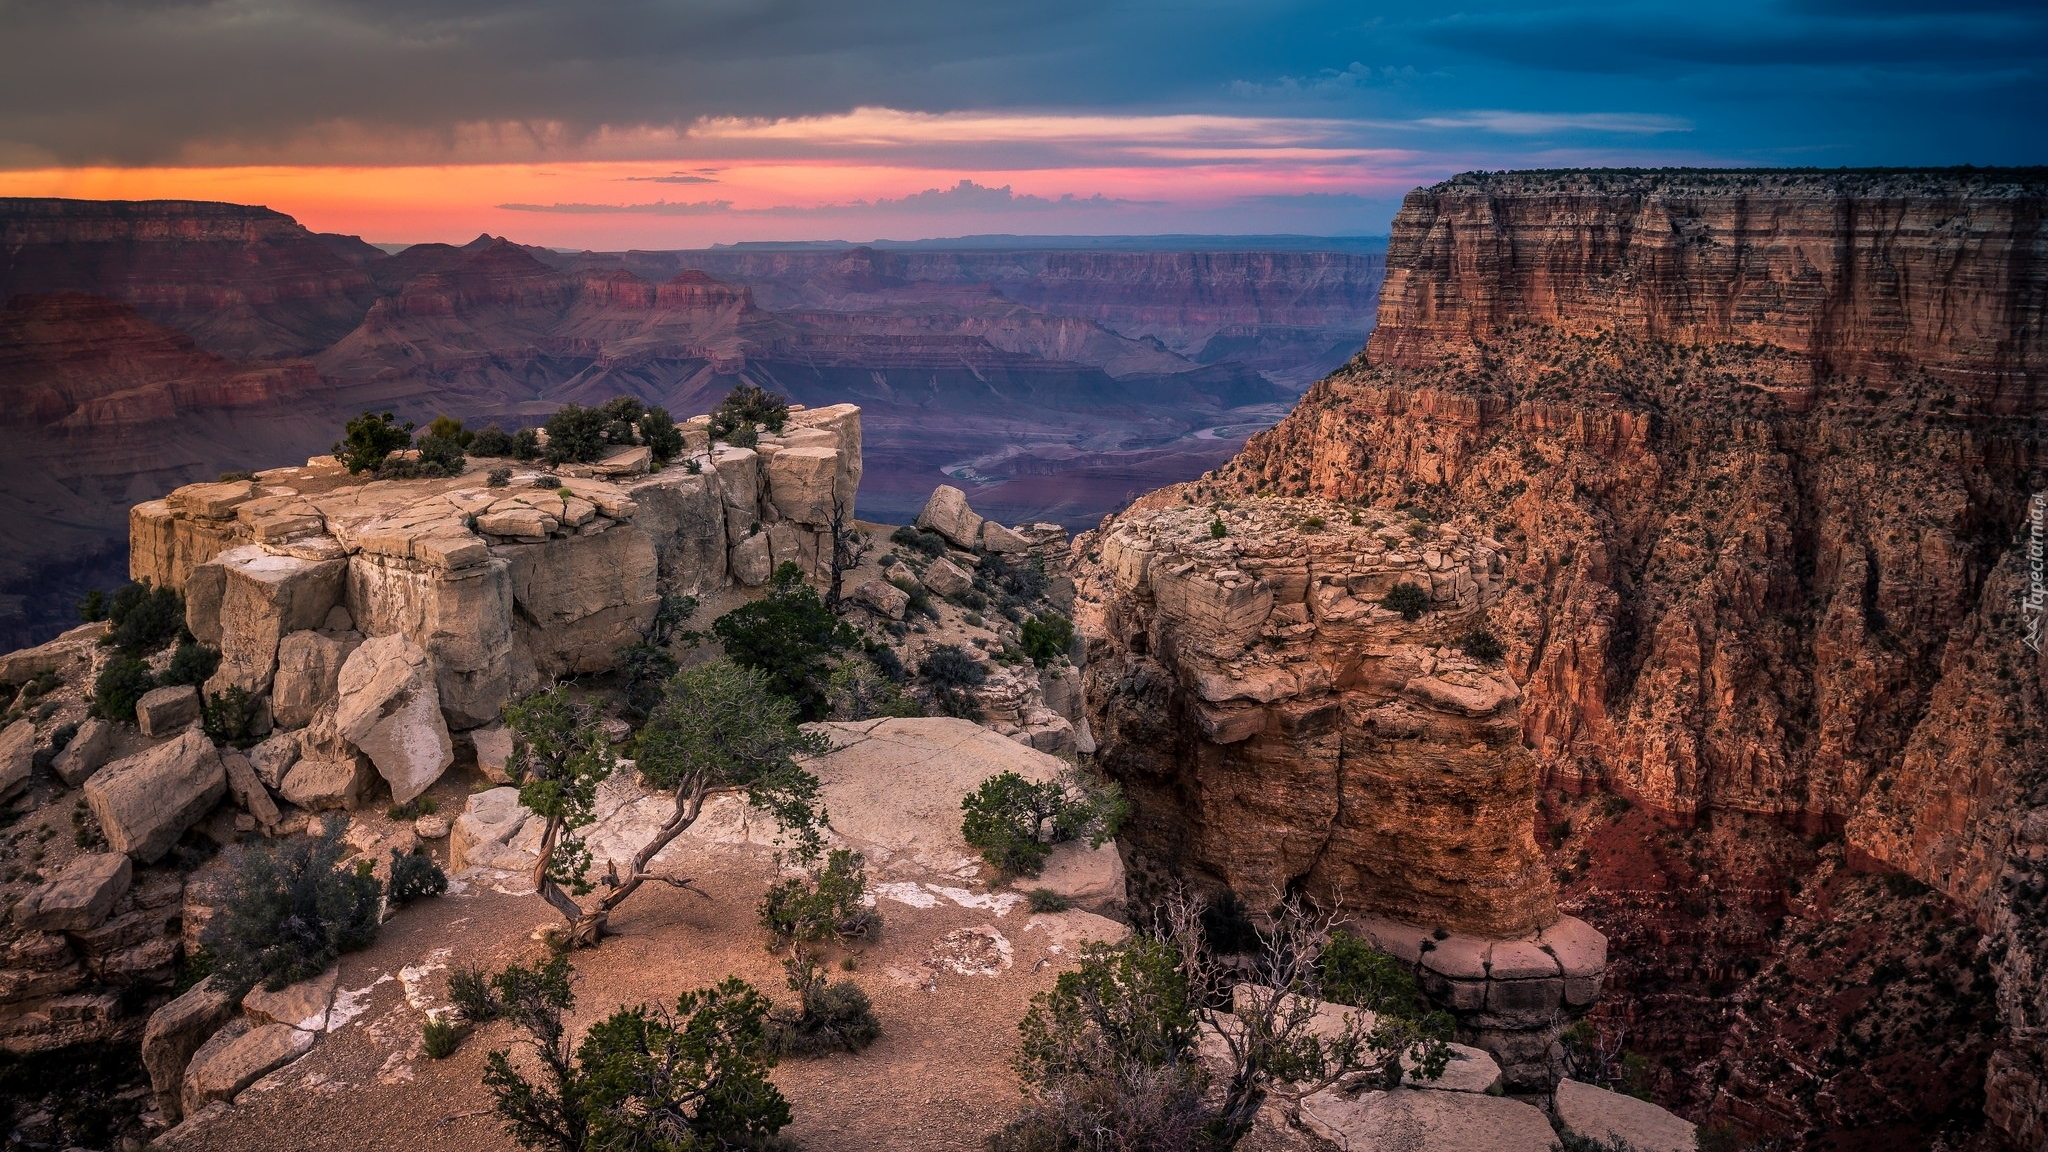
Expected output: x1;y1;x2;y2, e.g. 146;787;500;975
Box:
1299;1087;1556;1152
0;719;34;799
136;684;202;737
1408;1042;1504;1095
84;727;227;863
1556;1078;1698;1152
143;977;235;1121
52;717;115;787
243;969;338;1031
182;1022;315;1116
22;852;132;932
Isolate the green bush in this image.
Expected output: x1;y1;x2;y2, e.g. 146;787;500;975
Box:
483;956;792;1152
449;965;500;1023
202;821;384;994
823;659;922;722
76;589;106;623
160;642;220;687
1027;888;1071;913
1210;518;1227;539
388;849;448;907
888;525;948;558
542;403;608;465
1321;930;1431;1017
91;657;155;722
1020;612;1074;666
511;427;541;460
599;396;644;444
637;406;683;462
708;383;790;443
201;687;258;746
1381;581;1430;621
1459;628;1505;662
333;411;414;474
919;644;987;721
711;562;855;720
468;425;516;457
766;956;880;1057
758;848;880;946
614;641;679;723
422;1016;465;1059
104;580;183;654
960;769;1123;879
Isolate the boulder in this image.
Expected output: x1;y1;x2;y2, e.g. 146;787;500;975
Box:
1298;1086;1556;1152
851;579;910;620
51;718;114;787
136;685;202;737
21;853;132;932
248;730;299;789
270;630;362;729
1031;841;1127;912
190;546;347;698
84;728;227;863
730;531;772;586
242;969;337;1031
916;485;985;549
1555;1079;1698;1152
766;445;841;525
981;521;1032;553
1409;1042;1504;1094
0;719;34;799
222;752;282;828
501;526;660;676
279;755;372;811
472;722;516;784
143;977;235;1121
332;634;453;806
0;623;100;685
451;786;535;871
923;556;974;599
416;814;450;839
182;1021;315;1116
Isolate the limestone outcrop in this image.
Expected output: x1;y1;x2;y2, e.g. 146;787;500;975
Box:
128;403;861;741
83;728;228;863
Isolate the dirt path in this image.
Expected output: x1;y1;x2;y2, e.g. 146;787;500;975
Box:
164;836;1122;1152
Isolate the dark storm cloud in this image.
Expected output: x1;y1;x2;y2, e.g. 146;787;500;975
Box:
0;0;2040;168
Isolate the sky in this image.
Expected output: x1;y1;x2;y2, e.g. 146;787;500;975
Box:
0;0;2040;249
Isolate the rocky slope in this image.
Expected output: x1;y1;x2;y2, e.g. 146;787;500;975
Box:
1078;168;2046;1148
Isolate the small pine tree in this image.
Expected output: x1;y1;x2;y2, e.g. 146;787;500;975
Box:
333;411;414;474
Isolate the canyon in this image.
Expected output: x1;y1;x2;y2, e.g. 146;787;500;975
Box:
0;199;1381;650
1075;167;2046;1149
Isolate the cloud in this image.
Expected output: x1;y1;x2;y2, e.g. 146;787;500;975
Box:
624;173;719;184
1412;111;1691;135
499;179;1162;217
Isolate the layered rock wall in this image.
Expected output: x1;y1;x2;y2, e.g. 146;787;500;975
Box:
1169;168;2045;1145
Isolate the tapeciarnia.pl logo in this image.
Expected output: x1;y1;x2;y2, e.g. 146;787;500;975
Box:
2025;492;2046;654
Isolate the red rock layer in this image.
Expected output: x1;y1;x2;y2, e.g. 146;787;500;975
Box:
1175;168;2046;1147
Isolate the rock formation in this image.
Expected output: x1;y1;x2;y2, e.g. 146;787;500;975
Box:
1084;167;2045;1146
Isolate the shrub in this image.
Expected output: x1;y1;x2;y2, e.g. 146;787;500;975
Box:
614;641;678;723
637;406;683;462
449;965;500;1024
76;589;106;623
1458;628;1505;662
1321;931;1431;1017
980;552;1046;603
960;769;1124;879
511;427;541;460
708;383;790;443
759;849;880;946
104;580;183;654
1381;581;1430;621
388;849;448;907
888;525;948;558
483;957;791;1152
407;425;467;478
422;1016;464;1059
92;657;155;721
1210;518;1227;539
683;457;702;474
387;795;438;820
1020;612;1074;666
1028;888;1071;913
542;403;608;465
200;686;258;746
919;644;987;721
202;820;384;994
725;423;759;448
766;956;880;1058
469;424;517;457
486;466;512;488
160;642;220;687
599;396;644;444
1300;515;1326;531
333;410;414;474
711;562;856;720
823;659;921;721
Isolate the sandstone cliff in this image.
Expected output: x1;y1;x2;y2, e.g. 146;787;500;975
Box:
1079;168;2046;1147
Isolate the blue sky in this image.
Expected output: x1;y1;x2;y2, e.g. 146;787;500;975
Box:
0;0;2039;244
